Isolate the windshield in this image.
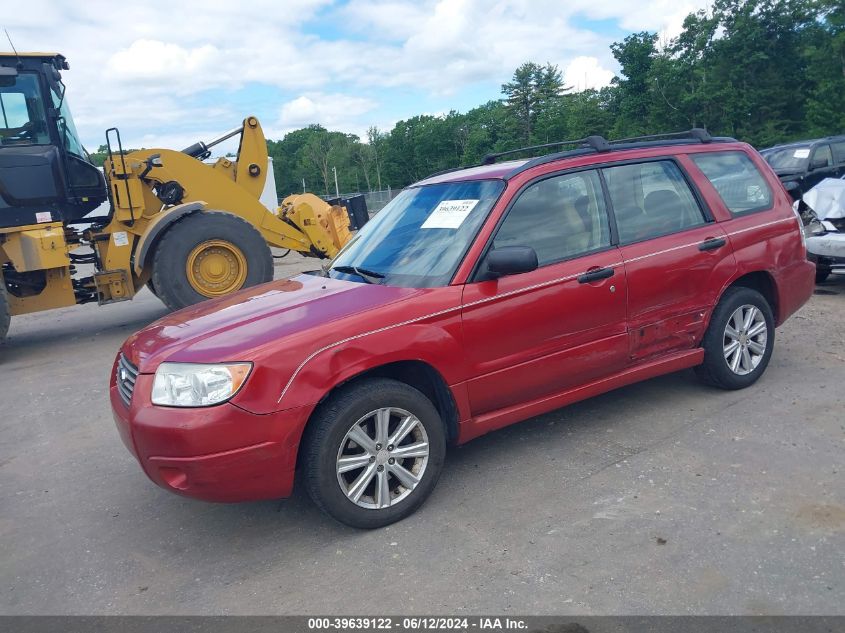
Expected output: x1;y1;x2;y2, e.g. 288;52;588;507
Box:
762;145;811;171
0;73;50;146
329;179;505;287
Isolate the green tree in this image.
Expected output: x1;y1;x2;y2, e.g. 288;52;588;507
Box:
610;32;659;136
803;0;845;135
88;144;139;167
261;0;845;194
501;62;569;144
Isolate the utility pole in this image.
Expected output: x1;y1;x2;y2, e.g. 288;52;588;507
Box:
332;166;340;198
302;178;306;193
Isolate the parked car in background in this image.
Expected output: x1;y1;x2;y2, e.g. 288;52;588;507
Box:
800;176;845;282
111;130;815;528
760;135;845;197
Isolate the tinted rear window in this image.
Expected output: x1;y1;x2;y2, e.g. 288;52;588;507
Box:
691;151;773;215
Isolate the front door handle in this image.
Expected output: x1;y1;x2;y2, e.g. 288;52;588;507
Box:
578;267;614;283
699;237;727;251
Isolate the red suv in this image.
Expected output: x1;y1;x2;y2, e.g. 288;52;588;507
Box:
110;130;815;528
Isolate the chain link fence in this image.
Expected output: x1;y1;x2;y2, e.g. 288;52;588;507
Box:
320;188;400;215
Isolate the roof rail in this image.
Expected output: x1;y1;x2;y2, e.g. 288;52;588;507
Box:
481;137;602;165
481;128;714;166
607;128;713;146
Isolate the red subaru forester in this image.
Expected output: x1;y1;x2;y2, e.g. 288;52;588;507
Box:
111;130;815;528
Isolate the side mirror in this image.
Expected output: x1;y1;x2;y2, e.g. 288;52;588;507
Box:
486;246;538;278
810;157;828;170
783;180;801;200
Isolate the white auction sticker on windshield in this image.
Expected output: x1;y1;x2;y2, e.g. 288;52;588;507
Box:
420;199;480;229
793;148;811;159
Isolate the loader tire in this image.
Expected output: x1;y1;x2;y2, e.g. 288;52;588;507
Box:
150;211;273;311
0;272;10;344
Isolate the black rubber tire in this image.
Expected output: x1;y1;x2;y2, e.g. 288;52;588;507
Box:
145;279;159;298
150;211;273;311
815;268;830;284
302;378;446;529
0;272;10;344
695;286;775;390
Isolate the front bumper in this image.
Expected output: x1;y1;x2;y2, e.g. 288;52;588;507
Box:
807;231;845;274
110;368;312;503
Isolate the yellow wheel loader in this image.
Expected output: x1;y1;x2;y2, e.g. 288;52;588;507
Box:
0;52;360;343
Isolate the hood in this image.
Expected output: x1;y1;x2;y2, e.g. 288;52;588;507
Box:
123;274;418;373
803;178;845;220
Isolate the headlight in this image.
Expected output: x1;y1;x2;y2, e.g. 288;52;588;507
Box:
805;219;827;237
152;362;252;407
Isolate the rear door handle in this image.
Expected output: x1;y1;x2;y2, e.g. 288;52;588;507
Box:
699;237;726;251
578;267;614;283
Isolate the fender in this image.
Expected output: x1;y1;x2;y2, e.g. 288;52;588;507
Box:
274;316;467;413
132;201;206;276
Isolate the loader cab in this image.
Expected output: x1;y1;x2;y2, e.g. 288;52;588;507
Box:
0;53;106;229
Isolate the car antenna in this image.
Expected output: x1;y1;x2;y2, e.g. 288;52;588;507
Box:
4;29;23;69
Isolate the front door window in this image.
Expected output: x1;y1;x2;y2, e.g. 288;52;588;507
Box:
492;169;611;265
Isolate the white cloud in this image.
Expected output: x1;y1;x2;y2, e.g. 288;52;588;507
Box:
274;93;378;137
3;0;713;149
106;40;221;88
564;56;616;92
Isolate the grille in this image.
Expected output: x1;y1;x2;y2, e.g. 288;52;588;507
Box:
116;354;139;406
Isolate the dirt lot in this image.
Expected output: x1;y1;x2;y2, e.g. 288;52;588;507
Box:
0;256;842;615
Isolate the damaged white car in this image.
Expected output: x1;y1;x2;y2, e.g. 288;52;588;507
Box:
799;177;845;283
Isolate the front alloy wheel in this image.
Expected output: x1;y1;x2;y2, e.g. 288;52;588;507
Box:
303;378;446;528
336;407;430;509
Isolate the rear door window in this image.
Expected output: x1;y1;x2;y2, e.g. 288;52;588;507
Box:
690;151;773;215
812;144;833;168
832;141;845;166
602;160;705;244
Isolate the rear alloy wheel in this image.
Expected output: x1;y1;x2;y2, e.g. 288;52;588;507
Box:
695;287;774;390
303;378;446;528
0;272;10;344
721;304;768;376
150;211;273;311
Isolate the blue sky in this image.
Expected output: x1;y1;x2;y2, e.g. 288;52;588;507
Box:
4;0;710;153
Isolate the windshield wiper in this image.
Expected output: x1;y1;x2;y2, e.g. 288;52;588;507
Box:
331;265;385;284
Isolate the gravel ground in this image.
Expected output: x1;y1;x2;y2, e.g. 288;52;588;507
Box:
0;257;842;615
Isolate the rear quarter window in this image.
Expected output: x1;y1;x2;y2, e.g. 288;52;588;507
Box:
691;151;773;215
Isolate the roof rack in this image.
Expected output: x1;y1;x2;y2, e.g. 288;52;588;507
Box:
607;127;712;145
480;128;714;165
481;136;609;165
